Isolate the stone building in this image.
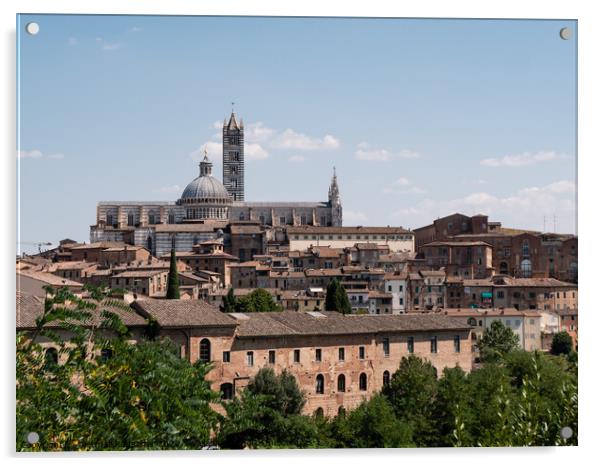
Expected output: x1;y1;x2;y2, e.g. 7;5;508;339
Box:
130;299;473;417
418;241;494;279
90;112;343;256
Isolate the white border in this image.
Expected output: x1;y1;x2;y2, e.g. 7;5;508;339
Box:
2;1;601;465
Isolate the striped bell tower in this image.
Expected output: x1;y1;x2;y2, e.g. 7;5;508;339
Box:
222;106;245;201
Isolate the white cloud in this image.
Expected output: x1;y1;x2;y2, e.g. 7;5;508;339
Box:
382;176;426;194
344;210;368;224
272;129;340;151
129;26;143;33
391;180;576;233
288;155;305;163
246;122;276;143
17;149;64;160
67;37;78;46
157;184;181;193
17;149;43;159
102;42;121;51
355;142;421;161
246;143;269;161
480;151;568;167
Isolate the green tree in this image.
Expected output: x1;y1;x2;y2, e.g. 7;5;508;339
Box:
165;248;180;299
382;355;438;446
477;320;519;362
551;331;573;355
217;368;316;449
16;286;219;451
221;287;237;313
236;289;282;313
433;366;473;447
325;279;352;315
326;395;414;448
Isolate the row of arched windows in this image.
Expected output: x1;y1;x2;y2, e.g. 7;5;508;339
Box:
315;373;370;394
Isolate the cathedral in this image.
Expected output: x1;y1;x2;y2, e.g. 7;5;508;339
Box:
90;111;343;256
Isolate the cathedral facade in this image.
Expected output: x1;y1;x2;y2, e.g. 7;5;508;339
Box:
90;112;343;257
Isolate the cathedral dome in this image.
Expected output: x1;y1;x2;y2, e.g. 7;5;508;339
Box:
180;175;231;202
179;154;232;204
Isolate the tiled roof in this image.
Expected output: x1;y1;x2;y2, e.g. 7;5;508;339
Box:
421;241;493;248
112;270;166;278
17;269;84;287
235;311;470;338
354;242;381;250
439;308;542;318
132;299;237;328
16;292;147;329
71;241;126;250
287;226;413;235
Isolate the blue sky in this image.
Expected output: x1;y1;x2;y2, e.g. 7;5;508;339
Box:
17;15;577;252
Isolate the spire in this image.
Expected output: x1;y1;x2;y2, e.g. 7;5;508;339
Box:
226;111;239;131
199;148;213;176
329;166;340;203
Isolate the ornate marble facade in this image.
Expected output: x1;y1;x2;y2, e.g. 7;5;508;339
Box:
90;111;343;256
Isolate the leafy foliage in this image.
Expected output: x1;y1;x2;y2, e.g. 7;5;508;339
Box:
221;287;237;313
16;286;218;451
477;320;520;362
229;288;282;313
165;248;180;299
551;331;574;355
325;279;352;314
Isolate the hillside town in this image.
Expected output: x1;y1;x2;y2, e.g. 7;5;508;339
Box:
17;112;578;427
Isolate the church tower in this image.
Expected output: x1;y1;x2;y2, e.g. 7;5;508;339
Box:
329;167;343;226
222;110;245;201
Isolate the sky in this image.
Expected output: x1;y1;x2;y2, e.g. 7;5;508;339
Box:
17;15;577;253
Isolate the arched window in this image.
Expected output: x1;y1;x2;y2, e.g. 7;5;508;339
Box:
337;374;346;392
522;241;530;257
359;373;367;391
468;317;477;326
520;259;532;278
316;374;324;394
101;348;113;362
199;339;211;363
44;347;58;367
239;212;245;221
499;261;508;275
220;383;233;400
383;370;390;386
314;407;324;418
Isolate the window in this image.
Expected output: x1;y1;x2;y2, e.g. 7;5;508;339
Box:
337;374;346;392
148;214;155;225
359;346;365;359
220;383;233;400
338;347;345;361
269;350;276;364
168;213;175;224
127;213;134;226
496;291;505;299
315;348;322;362
44;347;58;367
514;319;520;326
520;259;532;278
315;407;324;418
294;349;301;363
316;374;325;394
383;370;390;386
222;351;231;363
522;241;530;256
383;338;390;357
430;336;438;353
407;337;414;353
101;348;113;362
359;373;367;391
454;335;460;353
106;214;113;225
280;216;286;225
247;351;254;367
199;339;211;363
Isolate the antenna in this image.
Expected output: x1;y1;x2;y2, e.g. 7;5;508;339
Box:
543;216;546;232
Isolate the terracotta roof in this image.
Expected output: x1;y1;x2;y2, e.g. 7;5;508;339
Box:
112;270;166;278
102;246;146;252
287;226;413;235
16;292;147;329
305;269;345;277
439;308;542;318
234;311;470;338
132;299;237;328
384;272;409;280
17;269;84;288
309;246;344;258
354;242;382;250
368;291;392;299
71;241;126;250
421;241;493;248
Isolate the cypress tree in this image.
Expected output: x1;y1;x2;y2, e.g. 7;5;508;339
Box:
222;287;237;312
166;248;180;299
